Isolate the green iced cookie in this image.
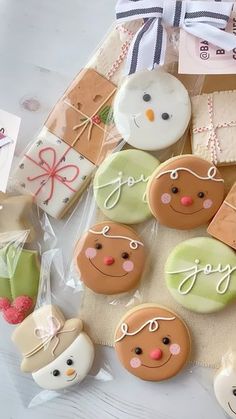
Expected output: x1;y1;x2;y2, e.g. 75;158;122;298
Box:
93;150;159;224
165;237;236;314
0;245;40;301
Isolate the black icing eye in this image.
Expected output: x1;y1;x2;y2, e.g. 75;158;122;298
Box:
135;347;143;355
122;252;129;259
233;389;236;396
66;359;73;366
198;192;205;198
95;243;102;249
162;113;170;120
143;93;151;102
171;187;179;194
162;337;170;345
53;369;60;377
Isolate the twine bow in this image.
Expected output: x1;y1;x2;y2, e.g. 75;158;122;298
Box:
193;95;236;164
116;0;236;74
26;147;80;204
24;315;76;358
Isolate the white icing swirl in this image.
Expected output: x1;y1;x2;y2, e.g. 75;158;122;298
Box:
156;166;224;182
89;225;144;250
115;316;176;342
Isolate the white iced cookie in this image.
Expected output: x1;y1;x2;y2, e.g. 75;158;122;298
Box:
12;305;95;391
114;70;191;151
214;351;236;418
33;332;95;390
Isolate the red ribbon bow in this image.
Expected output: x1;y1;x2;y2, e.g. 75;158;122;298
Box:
26;147;80;204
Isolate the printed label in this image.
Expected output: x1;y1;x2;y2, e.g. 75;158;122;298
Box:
178;8;236;74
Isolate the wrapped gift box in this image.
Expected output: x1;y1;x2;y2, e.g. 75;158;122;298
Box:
14;128;95;219
191;90;236;166
45;68;121;166
207;182;236;250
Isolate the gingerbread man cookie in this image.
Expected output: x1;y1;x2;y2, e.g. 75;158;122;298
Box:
75;221;145;295
114;304;191;382
147;155;225;230
214;351;236;418
113;69;191;151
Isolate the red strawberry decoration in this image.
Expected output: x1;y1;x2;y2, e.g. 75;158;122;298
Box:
0;296;33;325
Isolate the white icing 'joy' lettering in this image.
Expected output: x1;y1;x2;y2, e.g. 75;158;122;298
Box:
166;260;236;295
94;171;149;209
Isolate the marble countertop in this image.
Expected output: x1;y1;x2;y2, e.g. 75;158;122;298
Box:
0;1;228;418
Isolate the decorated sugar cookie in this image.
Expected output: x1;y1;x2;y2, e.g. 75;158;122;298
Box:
214;351;236;418
114;304;191;382
113;70;191;151
75;221;145;295
12;305;95;390
93;149;159;224
147;155;225;230
165;237;236;314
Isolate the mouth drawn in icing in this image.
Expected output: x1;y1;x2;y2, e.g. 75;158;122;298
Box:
66;372;78;382
133;116;140;129
169;204;204;215
89;258;128;278
141;354;172;369
228;402;236;415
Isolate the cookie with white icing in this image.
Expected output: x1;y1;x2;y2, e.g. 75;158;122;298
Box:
165;237;236;314
214;351;236;418
114;304;191;382
147;155;225;230
93;149;159;224
12;305;95;390
75;221;145;295
113;70;191;151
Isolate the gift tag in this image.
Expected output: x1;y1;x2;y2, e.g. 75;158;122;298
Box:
178;5;236;74
0;109;21;192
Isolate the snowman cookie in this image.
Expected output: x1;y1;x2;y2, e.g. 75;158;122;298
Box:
147;155;225;230
165;237;236;314
114;304;191;382
214;351;236;418
113;70;191;151
93;149;159;224
12;305;95;390
75;221;145;295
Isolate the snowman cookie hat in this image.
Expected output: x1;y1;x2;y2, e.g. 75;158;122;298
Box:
12;305;95;390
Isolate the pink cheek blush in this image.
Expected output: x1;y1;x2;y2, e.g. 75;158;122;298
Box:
170;344;181;356
161;193;171;204
85;248;97;259
130;357;142;368
203;199;213;209
123;260;134;272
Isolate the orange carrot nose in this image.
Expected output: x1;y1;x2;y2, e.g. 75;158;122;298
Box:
145;109;155;122
66;368;76;376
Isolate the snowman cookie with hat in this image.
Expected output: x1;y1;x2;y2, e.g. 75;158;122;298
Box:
12;304;95;390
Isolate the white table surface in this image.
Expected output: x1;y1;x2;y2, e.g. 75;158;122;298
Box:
0;1;229;418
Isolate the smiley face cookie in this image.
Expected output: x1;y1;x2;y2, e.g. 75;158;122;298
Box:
165;237;236;314
214;351;236;418
93;149;159;224
147;155;225;230
75;221;146;295
114;304;191;381
113;70;191;151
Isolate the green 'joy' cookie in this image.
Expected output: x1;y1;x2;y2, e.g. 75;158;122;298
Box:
93;150;159;224
165;237;236;314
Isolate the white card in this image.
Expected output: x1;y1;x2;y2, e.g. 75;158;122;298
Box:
0;109;21;192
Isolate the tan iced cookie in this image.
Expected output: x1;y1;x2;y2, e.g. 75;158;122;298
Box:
208;182;236;250
74;221;145;295
0;193;34;241
114;304;191;382
147;155;225;230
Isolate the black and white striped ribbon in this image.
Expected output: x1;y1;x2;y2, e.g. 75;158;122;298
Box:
116;0;236;74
